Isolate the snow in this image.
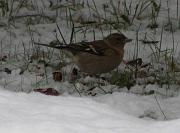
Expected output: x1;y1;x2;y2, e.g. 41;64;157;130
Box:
0;86;180;133
1;0;180;132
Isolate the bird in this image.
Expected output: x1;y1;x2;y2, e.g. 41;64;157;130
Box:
35;33;132;74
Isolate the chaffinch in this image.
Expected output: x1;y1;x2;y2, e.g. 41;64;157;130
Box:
35;33;132;74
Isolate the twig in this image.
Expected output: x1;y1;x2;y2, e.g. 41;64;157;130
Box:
154;94;167;120
69;8;75;44
56;23;67;45
159;24;164;60
73;83;81;97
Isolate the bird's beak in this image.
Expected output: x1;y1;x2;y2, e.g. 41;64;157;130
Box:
125;38;132;43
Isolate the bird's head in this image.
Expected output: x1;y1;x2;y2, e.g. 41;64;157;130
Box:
104;33;132;47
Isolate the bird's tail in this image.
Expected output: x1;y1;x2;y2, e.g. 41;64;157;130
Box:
34;42;70;50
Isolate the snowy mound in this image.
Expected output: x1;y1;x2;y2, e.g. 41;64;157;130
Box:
0;86;180;133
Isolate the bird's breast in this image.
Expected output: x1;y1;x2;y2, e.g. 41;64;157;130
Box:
75;53;123;74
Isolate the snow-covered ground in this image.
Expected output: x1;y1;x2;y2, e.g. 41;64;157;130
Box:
1;85;180;133
1;0;180;132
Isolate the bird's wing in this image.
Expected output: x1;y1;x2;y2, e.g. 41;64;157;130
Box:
34;40;106;56
69;41;106;55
